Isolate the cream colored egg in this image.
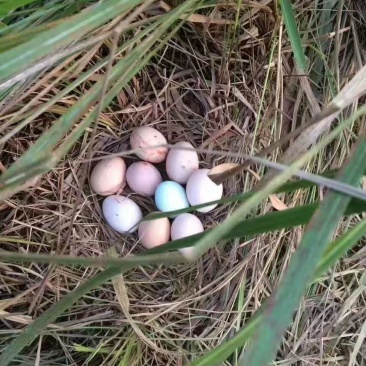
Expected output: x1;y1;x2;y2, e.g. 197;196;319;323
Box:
171;213;204;259
186;169;223;212
126;162;162;196
90;157;126;196
166;141;199;184
138;213;170;249
130;126;168;163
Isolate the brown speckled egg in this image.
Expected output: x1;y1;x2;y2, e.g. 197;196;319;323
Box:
138;213;170;249
126;162;162;196
130;126;168;163
90;157;126;196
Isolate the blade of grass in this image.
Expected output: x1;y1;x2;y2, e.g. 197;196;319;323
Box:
280;0;307;72
239;136;366;366
314;218;366;279
188;217;366;366
0;0;143;81
1;194;365;266
144;197;366;255
0;0;38;17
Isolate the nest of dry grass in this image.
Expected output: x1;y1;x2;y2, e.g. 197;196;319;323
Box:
1;1;366;365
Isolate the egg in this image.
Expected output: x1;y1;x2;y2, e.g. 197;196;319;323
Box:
166;141;199;184
155;181;189;216
126;162;162;196
138;213;170;249
130;126;168;163
90;157;126;196
171;213;204;259
186;169;223;212
102;195;142;233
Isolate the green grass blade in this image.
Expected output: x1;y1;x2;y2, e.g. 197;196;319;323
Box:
189;214;366;366
280;0;307;71
144;197;366;255
1;195;365;267
164;197;366;252
189;195;366;366
0;0;143;80
189;316;261;366
239;136;366;366
0;0;38;17
315;218;366;278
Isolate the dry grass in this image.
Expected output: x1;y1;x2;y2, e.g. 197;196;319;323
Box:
1;1;366;365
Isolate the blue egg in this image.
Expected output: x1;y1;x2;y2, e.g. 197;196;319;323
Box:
155;181;189;216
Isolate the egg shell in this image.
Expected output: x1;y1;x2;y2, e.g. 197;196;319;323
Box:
138;213;170;249
186;169;223;212
166;141;199;184
130;126;168;163
126;162;162;196
155;181;189;217
102;195;142;233
90;157;126;196
171;213;204;259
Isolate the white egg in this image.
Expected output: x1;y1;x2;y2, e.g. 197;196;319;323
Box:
186;169;223;212
171;213;204;259
102;195;142;233
126;162;162;196
166;141;199;184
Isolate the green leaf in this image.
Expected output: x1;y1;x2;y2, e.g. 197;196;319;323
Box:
315;218;366;279
189;315;262;366
0;0;143;80
1;196;365;268
0;0;37;17
144;197;366;255
280;0;307;71
188;204;366;366
239;136;366;366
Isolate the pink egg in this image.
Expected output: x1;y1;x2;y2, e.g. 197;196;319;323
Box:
90;157;126;196
130;126;168;163
126;162;163;196
171;213;204;259
166;141;199;184
138;213;170;249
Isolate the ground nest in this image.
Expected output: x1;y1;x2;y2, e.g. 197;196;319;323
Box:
1;1;366;366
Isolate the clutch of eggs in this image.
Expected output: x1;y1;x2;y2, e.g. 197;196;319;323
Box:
90;125;226;259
